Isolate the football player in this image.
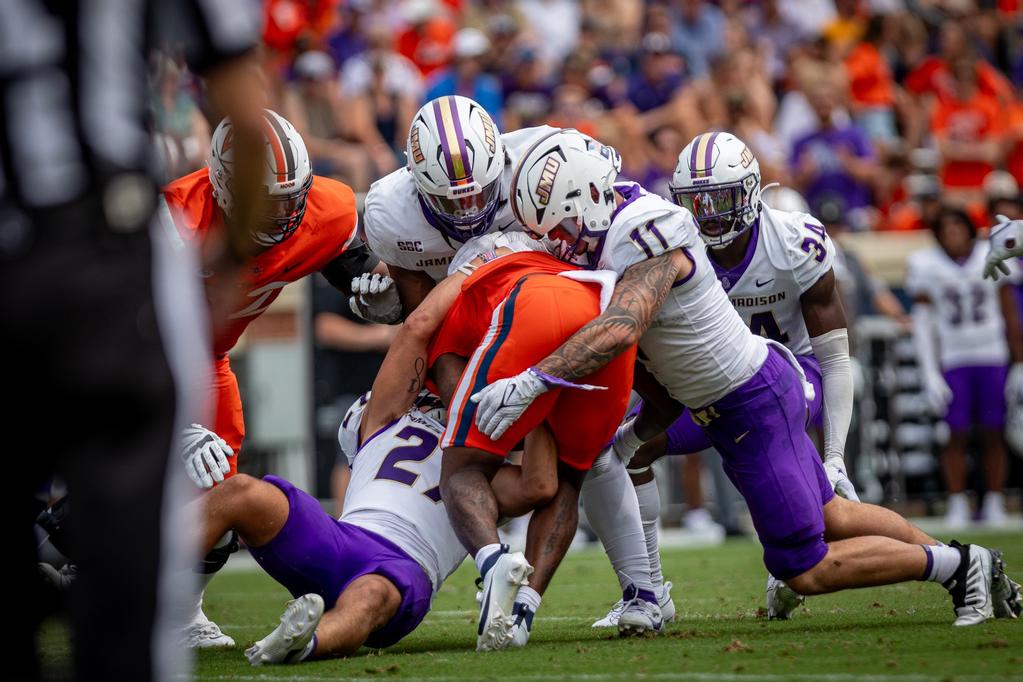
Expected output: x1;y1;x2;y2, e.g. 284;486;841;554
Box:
475;128;1020;627
908;207;1023;527
358;95;661;632
162;110;380;647
371;237;648;649
194;387;465;665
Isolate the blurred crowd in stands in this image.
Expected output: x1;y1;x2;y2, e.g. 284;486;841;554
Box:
155;0;1023;235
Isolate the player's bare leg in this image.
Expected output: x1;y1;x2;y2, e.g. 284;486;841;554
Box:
823;494;936;545
786;495;1015;626
490;427;559;518
197;474;290;552
441;447;533;651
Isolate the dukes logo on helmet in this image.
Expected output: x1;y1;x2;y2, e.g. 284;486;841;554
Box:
535;157;561;206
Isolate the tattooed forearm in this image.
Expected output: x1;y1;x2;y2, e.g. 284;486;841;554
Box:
407;356;426;394
535;251;682;381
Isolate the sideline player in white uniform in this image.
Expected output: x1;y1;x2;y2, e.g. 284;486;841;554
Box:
192;388;467;665
356;96;663;634
908;206;1023;528
473;128;1019;627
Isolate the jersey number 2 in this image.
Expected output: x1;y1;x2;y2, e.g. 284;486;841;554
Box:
374;426;442;502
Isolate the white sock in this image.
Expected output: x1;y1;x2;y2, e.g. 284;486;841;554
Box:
634;480;664;591
983;491;1005;510
581;448;653;593
922;544;962;584
516;585;542;611
475;543;505;578
946;492;969;514
299;634;318;661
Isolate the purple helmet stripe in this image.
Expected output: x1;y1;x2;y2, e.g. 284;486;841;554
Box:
688;133;703;179
703;132;720;177
432;98;457;180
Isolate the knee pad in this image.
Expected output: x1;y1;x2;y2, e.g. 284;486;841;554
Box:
197;531;239;575
36;495;73;559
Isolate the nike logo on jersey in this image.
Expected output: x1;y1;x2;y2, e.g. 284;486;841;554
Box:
734;431;750;444
755;278;774;287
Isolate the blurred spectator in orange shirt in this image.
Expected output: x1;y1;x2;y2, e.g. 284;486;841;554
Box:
844;15;898;146
396;0;457;79
930;57;1006;194
883;173;943;232
1002;101;1023;189
904;22;1013;105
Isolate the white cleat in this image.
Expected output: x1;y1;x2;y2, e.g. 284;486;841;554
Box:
618;596;662;636
245;594;324;666
659;581;677;624
476;551;533;652
944;495;971;531
945;542;995;626
990;552;1021;619
766;574;805;620
508;603;534;648
181;608;235;649
593;581;675;628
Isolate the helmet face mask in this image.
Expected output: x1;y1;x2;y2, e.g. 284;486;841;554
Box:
671;174;758;249
255;174;313;246
208;109;313;247
670;132;762;250
407;96;506;243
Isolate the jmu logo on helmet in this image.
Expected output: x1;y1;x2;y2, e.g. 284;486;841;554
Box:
480;115;497;155
536;156;561;206
409;125;425;164
740;146;755;168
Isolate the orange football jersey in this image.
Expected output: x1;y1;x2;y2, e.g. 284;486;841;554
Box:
162;169;358;355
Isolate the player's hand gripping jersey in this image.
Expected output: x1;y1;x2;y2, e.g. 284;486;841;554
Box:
363;125;557;282
428;251;635;470
161;169;358;460
906;240;1017;369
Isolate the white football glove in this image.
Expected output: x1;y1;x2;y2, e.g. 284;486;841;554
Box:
984;215;1023;281
181;424;234;489
921;371;952;417
470;368;606;440
823;456;860;502
349;272;401;324
1007;363;1023;403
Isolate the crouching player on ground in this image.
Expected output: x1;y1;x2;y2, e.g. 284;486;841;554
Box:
196;385;466;665
374;238;643;650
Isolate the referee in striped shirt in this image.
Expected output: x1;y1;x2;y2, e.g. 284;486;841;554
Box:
1;2;266;680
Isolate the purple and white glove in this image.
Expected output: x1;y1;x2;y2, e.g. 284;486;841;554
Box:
470;368;605;440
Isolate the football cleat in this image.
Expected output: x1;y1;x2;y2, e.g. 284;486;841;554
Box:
991;553;1022;619
476;550;533;651
944;541;995;626
181;608;236;649
618;594;663;636
766;574;805;620
509;602;535;648
593;581;675;628
245;594;324;666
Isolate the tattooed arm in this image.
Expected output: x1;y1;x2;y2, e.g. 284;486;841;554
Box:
470;250;687;439
536;250;686;380
361;272;465;440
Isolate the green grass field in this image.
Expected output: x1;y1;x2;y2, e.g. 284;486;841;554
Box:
189;530;1023;681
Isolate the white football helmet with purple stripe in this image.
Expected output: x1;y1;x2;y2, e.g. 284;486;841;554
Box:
509;128;621;267
669;132;761;250
407;95;505;242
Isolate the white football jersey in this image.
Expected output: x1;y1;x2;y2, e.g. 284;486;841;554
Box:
364;125;558;281
905;240;1017;369
711;205;834;356
341;410;466;593
598;182;768;408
